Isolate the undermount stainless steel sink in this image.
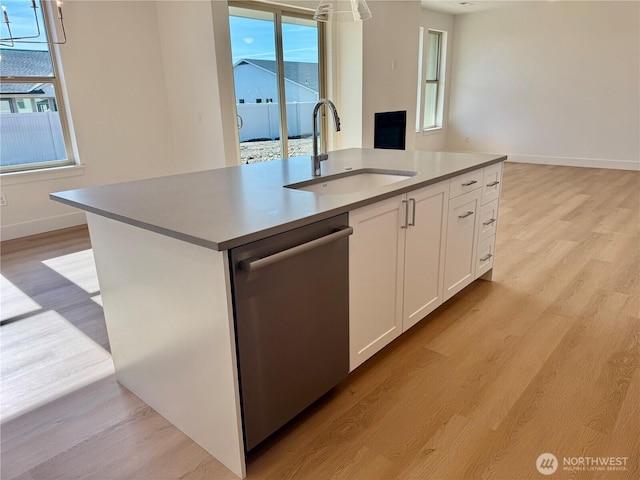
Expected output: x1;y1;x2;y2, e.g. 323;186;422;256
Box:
285;169;417;195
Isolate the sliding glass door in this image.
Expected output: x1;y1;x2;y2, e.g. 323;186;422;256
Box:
229;4;322;164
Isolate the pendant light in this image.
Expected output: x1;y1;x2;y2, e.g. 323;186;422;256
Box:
313;0;372;22
1;0;67;47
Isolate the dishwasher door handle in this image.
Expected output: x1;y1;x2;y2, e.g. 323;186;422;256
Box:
239;226;354;272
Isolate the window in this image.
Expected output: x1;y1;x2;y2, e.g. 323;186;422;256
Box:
416;28;446;131
229;2;324;163
0;0;74;173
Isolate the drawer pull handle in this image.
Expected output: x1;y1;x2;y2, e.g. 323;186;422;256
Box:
401;199;409;229
462;180;477;187
408;198;416;227
480;253;493;262
483;218;496;226
458;211;474;219
486;181;500;187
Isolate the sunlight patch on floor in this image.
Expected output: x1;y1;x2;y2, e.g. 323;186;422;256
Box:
0;275;41;321
91;294;103;307
0;310;114;423
41;249;100;294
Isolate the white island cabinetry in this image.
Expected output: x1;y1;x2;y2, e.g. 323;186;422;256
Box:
442;162;503;300
349;161;504;371
475;162;503;278
349;180;449;371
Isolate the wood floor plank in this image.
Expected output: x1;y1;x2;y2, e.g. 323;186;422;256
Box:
466;312;577;431
462;292;639;480
1;376;140;478
0;311;114;423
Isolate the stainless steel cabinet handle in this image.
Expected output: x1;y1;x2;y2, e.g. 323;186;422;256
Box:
458;211;474;219
486;181;500;187
483;218;496;226
239;226;353;272
401;199;409;229
462;180;477;187
408;198;416;227
480;253;493;262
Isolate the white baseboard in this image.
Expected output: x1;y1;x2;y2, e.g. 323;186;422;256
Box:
0;212;87;241
507;154;640;171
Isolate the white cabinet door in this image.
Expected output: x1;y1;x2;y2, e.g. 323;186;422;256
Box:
349;194;405;371
403;180;449;331
443;188;482;301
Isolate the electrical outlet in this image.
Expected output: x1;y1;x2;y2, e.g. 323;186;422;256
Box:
0;194;7;206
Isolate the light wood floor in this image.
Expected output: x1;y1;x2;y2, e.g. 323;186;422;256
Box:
1;162;639;480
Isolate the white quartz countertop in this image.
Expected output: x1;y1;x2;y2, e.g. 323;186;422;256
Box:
50;148;506;251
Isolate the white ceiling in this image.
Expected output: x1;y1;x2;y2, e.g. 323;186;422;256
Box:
420;0;522;15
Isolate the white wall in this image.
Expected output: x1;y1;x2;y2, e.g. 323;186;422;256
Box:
447;1;640;170
361;0;421;150
1;1;176;240
210;0;243;168
414;8;455;152
328;0;421;151
156;0;236;173
326;20;363;150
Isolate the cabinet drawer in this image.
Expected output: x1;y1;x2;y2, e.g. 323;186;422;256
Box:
482;162;503;205
449;168;484;198
475;235;495;278
478;199;499;242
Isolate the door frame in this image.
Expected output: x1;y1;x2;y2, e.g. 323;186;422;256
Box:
228;1;326;160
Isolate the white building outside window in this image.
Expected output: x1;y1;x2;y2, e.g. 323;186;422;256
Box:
0;0;74;173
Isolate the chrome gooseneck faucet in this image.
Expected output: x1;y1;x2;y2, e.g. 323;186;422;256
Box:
311;99;341;176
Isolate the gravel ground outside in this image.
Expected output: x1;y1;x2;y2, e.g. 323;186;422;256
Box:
240;138;314;164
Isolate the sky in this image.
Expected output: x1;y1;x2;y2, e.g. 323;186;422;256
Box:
229;15;319;65
0;0;50;51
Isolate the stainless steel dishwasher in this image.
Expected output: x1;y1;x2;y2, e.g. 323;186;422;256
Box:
230;213;351;451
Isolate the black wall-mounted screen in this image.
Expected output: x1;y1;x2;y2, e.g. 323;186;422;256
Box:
374;111;407;150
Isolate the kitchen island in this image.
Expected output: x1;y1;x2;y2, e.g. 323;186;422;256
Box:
51;148;506;478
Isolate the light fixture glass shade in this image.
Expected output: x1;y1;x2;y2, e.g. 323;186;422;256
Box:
313;0;372;22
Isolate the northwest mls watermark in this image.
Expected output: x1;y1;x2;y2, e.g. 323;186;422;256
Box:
536;452;629;475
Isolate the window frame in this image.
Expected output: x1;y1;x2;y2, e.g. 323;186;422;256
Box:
416;28;446;132
0;0;75;174
228;0;326;160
